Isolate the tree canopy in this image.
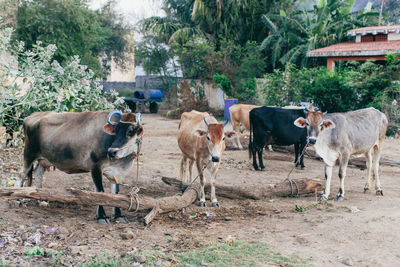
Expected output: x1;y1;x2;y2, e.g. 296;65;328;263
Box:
15;0;131;77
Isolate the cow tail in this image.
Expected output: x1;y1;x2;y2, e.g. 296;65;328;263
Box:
249;115;253;160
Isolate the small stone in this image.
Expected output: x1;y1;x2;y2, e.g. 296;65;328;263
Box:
342;257;353;266
120;230;135;240
224;217;232;221
134;255;147;263
155;260;163;266
350;206;360;213
48;242;59;249
224;235;236;243
39;201;49;207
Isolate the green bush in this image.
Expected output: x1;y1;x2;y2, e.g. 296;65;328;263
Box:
0;26;122;135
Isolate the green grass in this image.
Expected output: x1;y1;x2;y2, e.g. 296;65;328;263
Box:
141;240;312;267
17;240;312;267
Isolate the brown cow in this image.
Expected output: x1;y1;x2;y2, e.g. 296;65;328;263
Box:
177;110;235;207
229;104;260;149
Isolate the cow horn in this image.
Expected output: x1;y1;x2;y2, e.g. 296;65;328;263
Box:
107;110;123;125
136;112;142;126
323;111;327;116
222;120;229;127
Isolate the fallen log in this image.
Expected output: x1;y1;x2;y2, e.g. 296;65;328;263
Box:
161;177;324;200
272;146;400;169
0;177;323;224
0;184;198;225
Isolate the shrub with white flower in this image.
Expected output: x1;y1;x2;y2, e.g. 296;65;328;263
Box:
0;25;123;137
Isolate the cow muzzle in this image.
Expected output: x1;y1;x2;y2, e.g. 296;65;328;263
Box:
211;156;220;162
308;137;317;145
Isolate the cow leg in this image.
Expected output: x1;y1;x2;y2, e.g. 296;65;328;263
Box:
111;183;129;223
233;122;243;149
337;153;350;201
363;149;373;193
91;167;109;224
257;147;265;170
32;162;45;188
294;143;300;167
373;145;383;196
197;161;206;207
320;165;333;201
188;159;194;183
208;162;221;207
251;142;259;170
299;139;307;169
179;156;187;183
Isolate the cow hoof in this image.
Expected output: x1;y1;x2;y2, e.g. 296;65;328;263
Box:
376;189;384;196
211;202;220;207
97;218;110;225
336;195;344;201
260;167;265;171
363;187;369;193
318;195;328;202
300;166;306;170
114;216;129;224
199;201;206;207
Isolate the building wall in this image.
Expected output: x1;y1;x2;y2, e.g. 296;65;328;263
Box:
388;33;400;41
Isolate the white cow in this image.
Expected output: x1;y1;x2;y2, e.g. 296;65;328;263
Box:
294;107;388;200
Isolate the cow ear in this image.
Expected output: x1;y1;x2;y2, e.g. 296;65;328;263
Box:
195;130;207;137
224;131;236;138
136;126;144;137
294;117;307;128
321;119;335;130
103;124;116;135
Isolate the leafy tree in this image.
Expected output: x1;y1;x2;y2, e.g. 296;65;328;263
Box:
260;0;378;69
15;0;131;77
0;25;121;135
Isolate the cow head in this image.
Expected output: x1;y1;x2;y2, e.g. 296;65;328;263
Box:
103;111;144;159
294;109;335;145
195;118;235;162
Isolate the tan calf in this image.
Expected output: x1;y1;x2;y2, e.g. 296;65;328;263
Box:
177;110;235;207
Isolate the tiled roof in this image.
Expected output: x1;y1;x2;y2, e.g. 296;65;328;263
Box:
307;41;400;57
347;25;400;36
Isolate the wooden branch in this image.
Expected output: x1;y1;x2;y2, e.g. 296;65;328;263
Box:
0;177;322;224
162;177;324;200
0;184;198;215
273;146;400;169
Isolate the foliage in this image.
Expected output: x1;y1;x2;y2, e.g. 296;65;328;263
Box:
15;0;131;78
213;73;232;97
260;0;378;69
24;246;45;257
0;26;121;134
173;39;215;79
263;58;400;133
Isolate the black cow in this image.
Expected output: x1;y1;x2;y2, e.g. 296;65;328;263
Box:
249;106;308;170
22;110;143;224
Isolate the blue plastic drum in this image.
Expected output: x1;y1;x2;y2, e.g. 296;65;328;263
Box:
224;99;238;121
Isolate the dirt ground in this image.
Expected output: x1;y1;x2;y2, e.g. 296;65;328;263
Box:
1;113;400;266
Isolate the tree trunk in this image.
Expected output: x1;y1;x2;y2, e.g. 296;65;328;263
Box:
0;177;323;224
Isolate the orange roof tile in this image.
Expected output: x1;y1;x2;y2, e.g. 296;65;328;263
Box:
347;25;400;36
307;41;400;57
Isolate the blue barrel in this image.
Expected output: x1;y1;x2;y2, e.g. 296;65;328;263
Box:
133;90;145;99
224;99;238;121
148;89;162;99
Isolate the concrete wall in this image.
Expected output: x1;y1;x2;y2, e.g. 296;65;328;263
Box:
183;80;226;111
388;33;400;41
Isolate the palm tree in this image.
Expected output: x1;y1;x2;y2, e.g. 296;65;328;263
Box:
260;0;379;68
